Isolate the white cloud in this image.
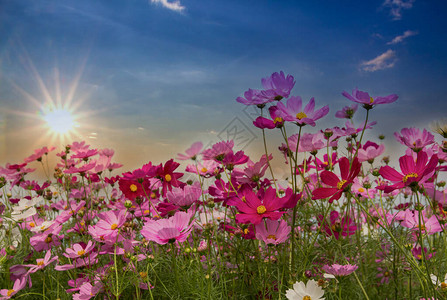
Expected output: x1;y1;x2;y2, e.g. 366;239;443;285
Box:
360;50;397;72
150;0;185;12
387;30;418;44
382;0;415;20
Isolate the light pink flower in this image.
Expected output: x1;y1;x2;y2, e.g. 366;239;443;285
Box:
255;219;290;245
177;142;203;161
141;210;194;244
322;263;358;276
394;128;435;152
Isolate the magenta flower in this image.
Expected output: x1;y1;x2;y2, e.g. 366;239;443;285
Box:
233;187;294;225
317;210;358;240
342;88;398;110
155;159;184;196
377;267;393;284
253;106;285;129
394;128;435;152
255;219;290;245
312;157;362;203
357;141;385;163
141;210;194;244
177;141;203;161
335;104;358;119
236;88;266;106
322;263;358;276
276;96;329;127
379;151;438;192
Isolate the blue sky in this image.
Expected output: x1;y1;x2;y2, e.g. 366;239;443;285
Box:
0;0;446;172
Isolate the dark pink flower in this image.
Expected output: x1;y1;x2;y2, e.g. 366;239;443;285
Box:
253;106;285;129
318;211;358;240
155;159;184;196
379;151;438;192
312;157;362;203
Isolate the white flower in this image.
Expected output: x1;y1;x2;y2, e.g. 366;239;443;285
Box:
430;273;447;289
285;279;325;300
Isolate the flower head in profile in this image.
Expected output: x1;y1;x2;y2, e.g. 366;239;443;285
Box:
260;71;295;101
394;128;435;152
177;142;203;161
322;263;358;277
141;210;194;244
0;277;27;299
285;279;325;300
276;96;329;127
335;104;358;119
342;88;398;110
430;118;447;138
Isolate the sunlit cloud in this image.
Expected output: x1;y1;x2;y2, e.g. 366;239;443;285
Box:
360;49;397;72
387;30;418;44
382;0;415;20
150;0;185;12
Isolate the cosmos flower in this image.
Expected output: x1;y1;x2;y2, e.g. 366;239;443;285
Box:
335;104;358;119
255;219;290;245
342;88;398;110
177;141;203;161
394;128;435;152
0;277;27;299
141;210;194;244
357;141;385;163
22;250;58;274
285;279;325;300
322;263;358;276
253;106;285;129
379;151;438;192
259;71;295;101
166;182;202;207
317;210;358;240
312;157;362;203
276;96;329;127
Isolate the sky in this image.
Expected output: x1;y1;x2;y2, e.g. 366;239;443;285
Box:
0;0;446;176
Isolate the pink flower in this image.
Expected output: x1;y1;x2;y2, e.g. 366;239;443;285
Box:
400;210;442;235
167;182;202;206
64;241;95;259
379;151;438;192
394;128;435;152
24;146;55;163
276;96;329;127
202;140;235;162
318;210;358;240
377;267;392;284
342;88;398;110
357;141;385;163
89;210;127;243
0;277;27;299
232;154;272;184
23;250;58;274
255;219;290;245
259;71;295;101
322;263;358;276
141;210;194;244
253;106;285;129
335;104;358;119
177;142;203;161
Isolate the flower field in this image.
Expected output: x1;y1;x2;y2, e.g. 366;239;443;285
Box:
0;71;446;299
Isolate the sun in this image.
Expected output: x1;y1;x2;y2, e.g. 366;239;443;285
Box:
42;107;77;135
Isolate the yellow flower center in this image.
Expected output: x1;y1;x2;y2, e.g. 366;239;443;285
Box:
29;222;35;227
140;271;148;279
257;205;267;214
130;184;138;192
165;174;172;182
144;209;150;214
384;271;390;277
241;196;246;203
201;167;208;173
45;236;52;243
7;290;14;297
370;96;374;104
402;172;418;183
358;187;365;193
267;234;277;240
111;223;118;230
273;117;283;124
441;282;447;289
418;224;426;231
337;179;347;189
77;250;86;256
37;260;44;266
296;112;307;120
303;296;312;300
243;228;249;235
150;192;156;199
